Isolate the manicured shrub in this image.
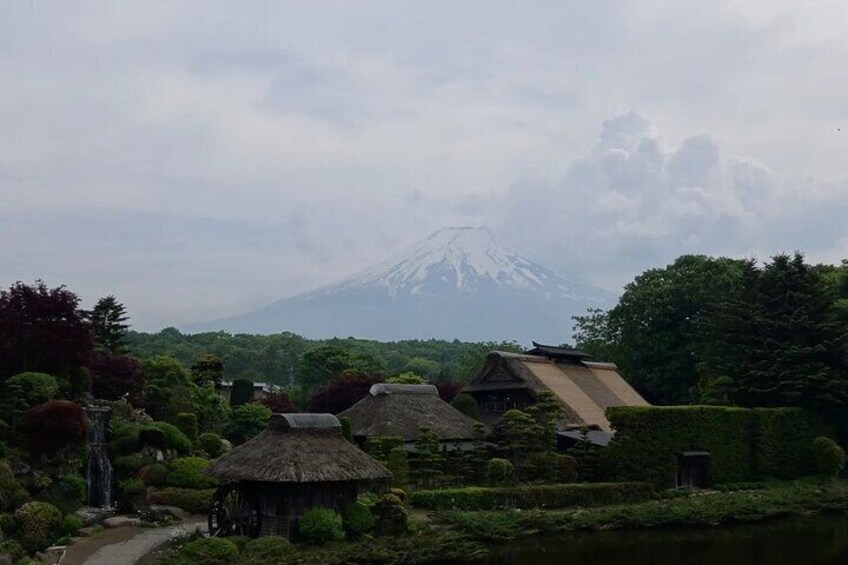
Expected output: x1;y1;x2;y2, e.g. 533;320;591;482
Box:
150;488;216;514
14;501;62;552
810;436;846;478
341;501;375;537
372;493;409;536
0;461;28;511
241;536;294;563
138;463;169;487
2;372;59;408
298;508;344;543
558;455;580;483
114;454;146;475
226;535;251;551
223;403;271;446
60;514;82;536
179;537;238;564
340;416;353;443
197;432;224;458
387;447;409;487
451;394;481;421
485;458;515;487
175;413;199;441
167;457;218;489
118;477;145;497
229;379;254;407
138;427;166;449
410;482;653;511
389;488;408;502
149;422;193;455
22;400;89;454
365;436;404;462
42;474;86;514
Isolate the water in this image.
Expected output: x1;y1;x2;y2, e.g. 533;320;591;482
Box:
85;406;114;508
471;516;848;565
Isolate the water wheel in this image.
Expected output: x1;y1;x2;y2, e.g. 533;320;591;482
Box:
208;484;261;537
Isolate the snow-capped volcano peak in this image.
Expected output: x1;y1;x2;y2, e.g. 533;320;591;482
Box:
310;227;611;302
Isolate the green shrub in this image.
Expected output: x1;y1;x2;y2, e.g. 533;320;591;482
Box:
118;477;146;497
0;512;16;535
229;379;254;407
410;482;654;511
2;373;59;416
137;427;166;449
387;447;409;487
60;514;82;536
365;436;404;462
485;458;515;486
340;417;353;443
223;404;271;446
197;432;224;458
149;422;193;455
150;488;216;514
114;454;146;474
167;457;218;489
557;455;580;483
0;461;28;511
241;536;294;563
41;474;86;514
179;537;238;564
372;493;409;536
138;463;169;487
175;413;199;441
389;487;408;503
297;508;344;543
602;406;818;488
450;394;481;420
0;539;23;561
341;501;375;537
810;436;846;478
226;535;251;551
14;501;62;552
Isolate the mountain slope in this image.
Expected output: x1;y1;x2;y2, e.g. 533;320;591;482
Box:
188;227;616;342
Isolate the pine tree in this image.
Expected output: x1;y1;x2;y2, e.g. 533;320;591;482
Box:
90;295;129;353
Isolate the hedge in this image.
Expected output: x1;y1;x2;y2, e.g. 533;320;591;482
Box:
410;482;653;511
601;406;819;488
151;488;216;514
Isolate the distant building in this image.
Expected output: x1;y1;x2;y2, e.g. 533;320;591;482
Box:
461;342;649;433
216;381;274;403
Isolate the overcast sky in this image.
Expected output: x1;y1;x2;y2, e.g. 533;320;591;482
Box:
2;1;847;331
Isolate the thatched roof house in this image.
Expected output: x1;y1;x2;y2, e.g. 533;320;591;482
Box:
461;343;649;432
338;383;480;443
206;413;390;539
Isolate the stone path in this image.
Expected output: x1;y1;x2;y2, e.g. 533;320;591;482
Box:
62;519;205;565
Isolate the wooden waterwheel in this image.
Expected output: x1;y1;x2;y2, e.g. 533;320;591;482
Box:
208;484;261;537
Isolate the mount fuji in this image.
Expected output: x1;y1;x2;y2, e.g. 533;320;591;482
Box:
188;227;617;342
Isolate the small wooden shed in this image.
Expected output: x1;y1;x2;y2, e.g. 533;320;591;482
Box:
205;413;391;539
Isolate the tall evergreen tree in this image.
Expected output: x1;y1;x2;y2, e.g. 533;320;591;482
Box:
90;295;129;353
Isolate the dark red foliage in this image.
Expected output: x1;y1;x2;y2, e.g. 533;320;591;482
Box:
258;391;299;413
23;400;90;454
307;370;381;414
89;353;145;405
0;281;94;381
436;381;463;403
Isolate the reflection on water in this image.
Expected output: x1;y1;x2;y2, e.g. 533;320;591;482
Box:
472;516;848;565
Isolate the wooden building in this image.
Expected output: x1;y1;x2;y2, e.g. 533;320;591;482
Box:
339;383;481;448
461;342;649;433
205;413;391;539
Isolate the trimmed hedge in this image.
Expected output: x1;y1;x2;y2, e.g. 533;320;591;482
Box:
167;457;218;489
151;488;216;514
410;482;653;511
601;406;820;488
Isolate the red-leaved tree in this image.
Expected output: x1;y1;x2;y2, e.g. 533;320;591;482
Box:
258;391;299;413
436;381;463;403
0;281;93;382
23;400;90;455
307;370;381;414
89;353;145;405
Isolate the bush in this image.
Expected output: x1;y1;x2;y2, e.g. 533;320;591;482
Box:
14;501;62;552
138;427;166;450
341;501;375;537
229;379;254;407
114;454;146;475
223;403;271;446
485;458;515;487
22;400;89;455
197;432;224;458
151;488;216;514
298;508;344;543
167;457;218;489
149;422;193;455
138;463;169;487
3;372;59;408
60;514;82;536
0;461;28;511
387;447;409;487
41;474;86;514
451;394;481;420
0;512;16;535
410;482;654;511
179;538;238;564
175;413;199;441
119;477;145;497
372;493;409;536
810;436;846;478
340;417;353;443
241;536;294;563
557;455;580;483
365;436;404;462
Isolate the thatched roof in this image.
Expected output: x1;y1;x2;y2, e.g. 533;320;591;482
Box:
338;384;481;442
206;413;391;483
462;350;649;432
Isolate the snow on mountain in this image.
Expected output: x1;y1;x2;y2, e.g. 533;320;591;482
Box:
187;227;617;342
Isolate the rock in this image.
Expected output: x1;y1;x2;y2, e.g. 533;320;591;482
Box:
0;554;11;565
155;450;165;462
103;516;141;528
146;505;189;521
76;506;113;527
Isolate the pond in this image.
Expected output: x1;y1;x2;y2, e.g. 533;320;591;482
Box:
467;515;848;565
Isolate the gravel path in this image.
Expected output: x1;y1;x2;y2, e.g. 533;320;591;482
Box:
62;519;205;565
